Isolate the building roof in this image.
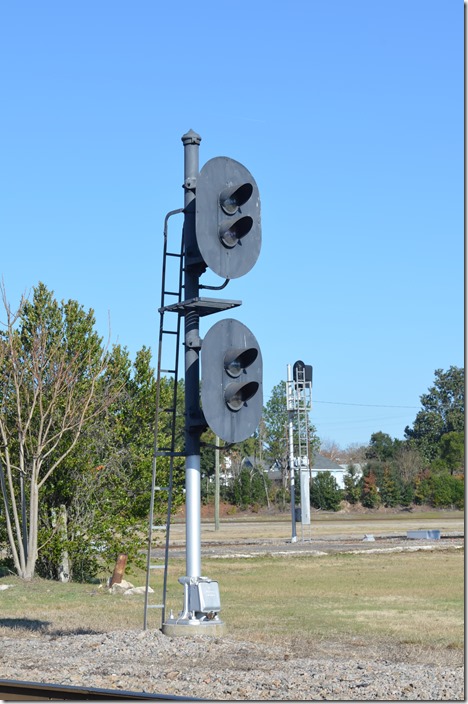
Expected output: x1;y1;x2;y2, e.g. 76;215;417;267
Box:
311;453;345;470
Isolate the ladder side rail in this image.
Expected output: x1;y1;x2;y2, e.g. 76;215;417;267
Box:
160;232;185;624
144;292;169;627
144;209;183;630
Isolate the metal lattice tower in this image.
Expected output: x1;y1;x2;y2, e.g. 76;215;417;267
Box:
286;365;312;464
296;369;312;466
286;362;313;541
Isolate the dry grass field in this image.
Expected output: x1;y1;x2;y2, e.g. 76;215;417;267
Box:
161;551;463;651
0;510;463;654
0;551;463;653
0;511;464;700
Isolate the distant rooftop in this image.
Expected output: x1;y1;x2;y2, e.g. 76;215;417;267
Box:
311;453;344;470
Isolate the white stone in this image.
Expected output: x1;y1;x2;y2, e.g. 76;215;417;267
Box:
123;586;154;596
110;579;134;594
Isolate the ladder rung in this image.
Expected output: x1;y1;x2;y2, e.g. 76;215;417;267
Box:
164;290;180;297
148;604;164;609
162;329;178;335
160;368;176;374
152;525;167;530
154;486;169;491
149;565;165;569
166;251;182;258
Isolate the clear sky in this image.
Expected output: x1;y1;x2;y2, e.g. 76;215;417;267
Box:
0;1;463;450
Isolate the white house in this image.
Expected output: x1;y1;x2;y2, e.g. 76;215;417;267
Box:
311;453;347;490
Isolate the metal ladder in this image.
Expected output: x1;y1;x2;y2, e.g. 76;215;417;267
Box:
295;368;310;463
143;208;185;630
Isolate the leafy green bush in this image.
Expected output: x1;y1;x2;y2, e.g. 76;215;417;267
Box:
414;470;464;509
343;464;361;504
400;482;415;507
310;471;343;511
229;467;270;510
379;466;402;507
414;470;432;505
430;473;464;509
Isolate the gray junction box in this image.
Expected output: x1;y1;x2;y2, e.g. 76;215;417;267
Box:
189;580;221;614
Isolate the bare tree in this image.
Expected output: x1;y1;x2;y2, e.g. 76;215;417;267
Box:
393;445;424;485
341;443;368;466
319;438;342;462
0;282;119;580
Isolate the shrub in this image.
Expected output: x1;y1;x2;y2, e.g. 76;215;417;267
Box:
414;470;464;509
229;467;270;510
400;482;415;507
343;464;361;504
379;466;402;507
414;469;432;505
431;473;464;509
274;487;289;512
310;472;343;511
361;471;381;508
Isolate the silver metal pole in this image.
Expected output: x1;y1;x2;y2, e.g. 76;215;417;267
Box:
162;131;225;636
181;129;202;583
185;454;201;577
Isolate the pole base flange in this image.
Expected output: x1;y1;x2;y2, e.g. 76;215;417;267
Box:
162;617;226;637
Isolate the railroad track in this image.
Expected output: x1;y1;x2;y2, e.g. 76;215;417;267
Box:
152;532;464;559
0;678;202;701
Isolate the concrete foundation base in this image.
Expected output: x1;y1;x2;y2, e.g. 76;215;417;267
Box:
162;618;227;637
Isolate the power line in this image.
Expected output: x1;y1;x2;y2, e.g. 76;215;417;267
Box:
316;414;413;428
313;400;419;409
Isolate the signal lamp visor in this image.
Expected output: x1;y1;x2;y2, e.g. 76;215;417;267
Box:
219;216;253;248
219;183;253;215
224;381;259;411
224;348;258;378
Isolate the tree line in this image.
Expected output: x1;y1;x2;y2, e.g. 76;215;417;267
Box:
0;283;464;581
320;366;464;512
227;366;464;513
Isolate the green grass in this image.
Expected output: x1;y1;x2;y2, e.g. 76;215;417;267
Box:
0;548;463;652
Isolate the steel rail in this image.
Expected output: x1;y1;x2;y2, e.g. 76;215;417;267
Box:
0;678;204;701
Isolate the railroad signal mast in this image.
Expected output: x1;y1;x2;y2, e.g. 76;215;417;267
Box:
159;132;262;636
286;361;313;542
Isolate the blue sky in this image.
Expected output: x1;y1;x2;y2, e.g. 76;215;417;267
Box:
0;1;463;449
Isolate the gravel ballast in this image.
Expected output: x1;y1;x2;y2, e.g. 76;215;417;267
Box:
0;628;464;700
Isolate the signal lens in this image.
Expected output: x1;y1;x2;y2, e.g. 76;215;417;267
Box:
224;348;258;378
219;183;253;215
219;216;253;248
225;381;259;411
